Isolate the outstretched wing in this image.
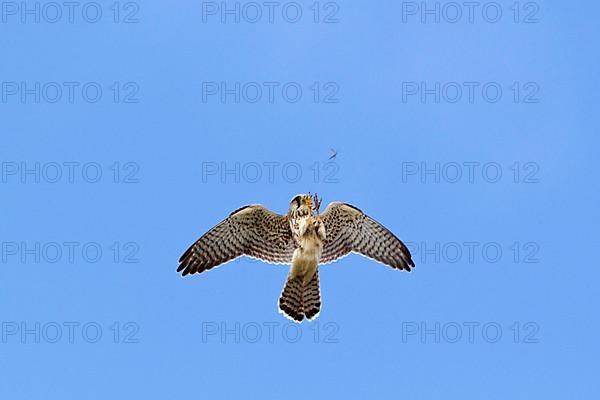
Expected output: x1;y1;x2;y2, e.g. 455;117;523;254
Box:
320;202;415;271
178;205;295;276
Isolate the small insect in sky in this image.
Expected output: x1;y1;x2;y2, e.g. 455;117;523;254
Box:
329;148;338;160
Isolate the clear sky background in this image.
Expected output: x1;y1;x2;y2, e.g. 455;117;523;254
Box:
1;1;598;398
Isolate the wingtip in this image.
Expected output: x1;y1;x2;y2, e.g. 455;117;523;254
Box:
179;247;192;263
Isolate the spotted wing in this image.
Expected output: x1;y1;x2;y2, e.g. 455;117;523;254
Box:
320;202;415;271
178;205;295;276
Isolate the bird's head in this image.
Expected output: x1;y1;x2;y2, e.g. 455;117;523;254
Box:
288;194;313;218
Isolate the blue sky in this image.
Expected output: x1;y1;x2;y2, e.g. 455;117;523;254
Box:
1;1;598;398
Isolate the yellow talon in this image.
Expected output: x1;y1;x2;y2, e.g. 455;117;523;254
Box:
305;194;313;214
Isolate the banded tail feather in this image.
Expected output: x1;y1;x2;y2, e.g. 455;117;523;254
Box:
278;270;321;322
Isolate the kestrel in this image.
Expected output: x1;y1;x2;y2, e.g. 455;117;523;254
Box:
178;194;415;322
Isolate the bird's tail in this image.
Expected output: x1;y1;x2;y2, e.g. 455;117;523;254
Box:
278;270;321;322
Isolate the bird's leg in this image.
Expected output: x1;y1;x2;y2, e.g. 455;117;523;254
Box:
312;193;326;240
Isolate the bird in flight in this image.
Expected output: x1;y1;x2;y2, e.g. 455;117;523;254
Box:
178;194;415;322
